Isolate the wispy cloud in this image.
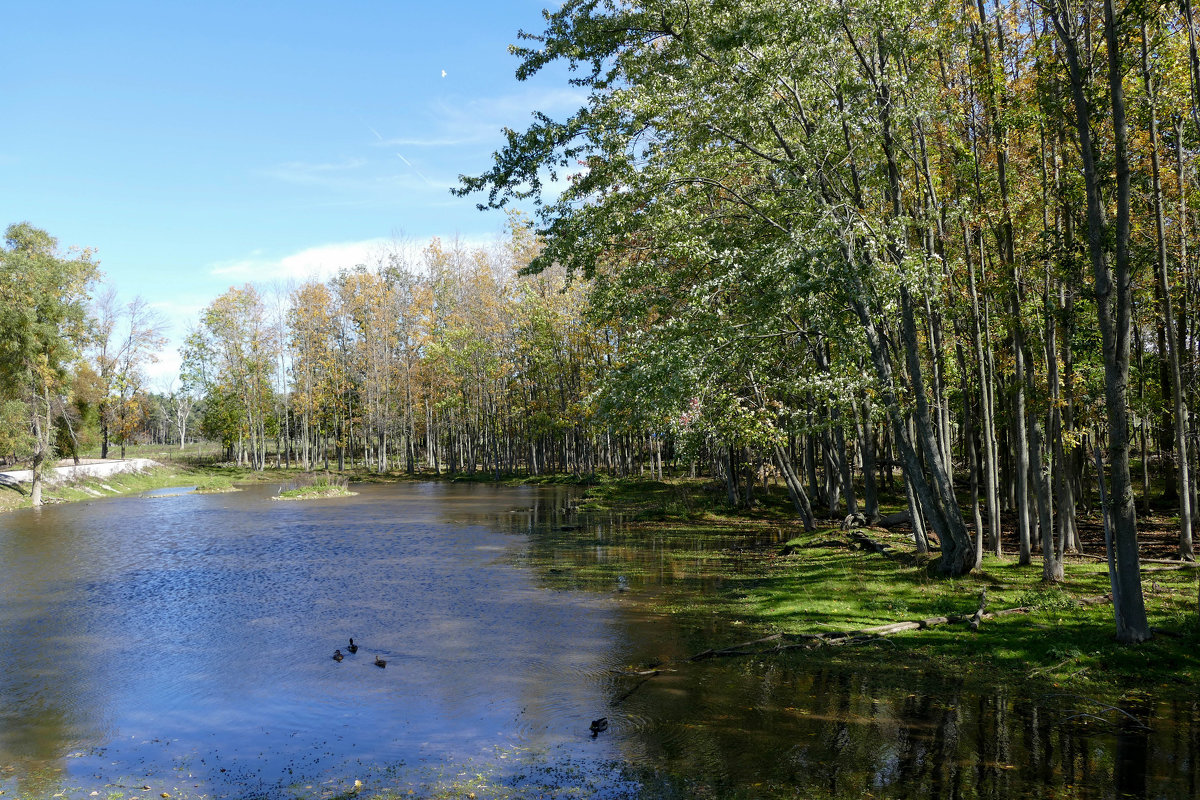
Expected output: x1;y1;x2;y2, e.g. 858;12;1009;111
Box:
371;86;589;150
209;233;509;284
209;238;396;282
261;156;453;195
261;158;370;186
147;297;206;330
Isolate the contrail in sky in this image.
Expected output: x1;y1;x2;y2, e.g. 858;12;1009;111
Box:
365;123;437;187
397;153;435;186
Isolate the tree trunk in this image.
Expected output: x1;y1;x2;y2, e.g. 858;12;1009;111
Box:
835;423;856;516
1047;0;1151;640
899;286;975;572
1031;419;1063;582
29;390;48;508
966;227;1002;556
851;291;971;574
774;444;815;530
1142;19;1195;559
858;398;881;523
904;467;929;554
1012;299;1033;566
956;334;984;570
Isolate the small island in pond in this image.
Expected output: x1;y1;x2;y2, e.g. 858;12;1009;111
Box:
274;474;356;501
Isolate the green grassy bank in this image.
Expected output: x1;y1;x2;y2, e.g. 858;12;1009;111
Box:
559;476;1200;696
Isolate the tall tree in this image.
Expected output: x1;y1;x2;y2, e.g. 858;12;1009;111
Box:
182;285;279;468
0;223;98;505
91;289;167;459
1044;0;1151;641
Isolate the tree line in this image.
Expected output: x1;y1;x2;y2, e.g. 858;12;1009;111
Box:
179;222;640;479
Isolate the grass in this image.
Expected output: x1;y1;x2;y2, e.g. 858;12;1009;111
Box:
751;527;1199;689
528;476;1200;697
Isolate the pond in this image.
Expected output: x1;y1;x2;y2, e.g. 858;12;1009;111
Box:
0;482;1196;799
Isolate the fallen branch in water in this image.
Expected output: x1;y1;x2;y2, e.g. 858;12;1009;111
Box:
1029;656;1076;676
611;673;658;705
607;664;677;706
1042;692;1153;732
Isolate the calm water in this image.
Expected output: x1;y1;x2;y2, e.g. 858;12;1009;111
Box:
0;482;1196;799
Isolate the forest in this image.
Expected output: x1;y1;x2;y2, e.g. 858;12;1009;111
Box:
2;0;1200;648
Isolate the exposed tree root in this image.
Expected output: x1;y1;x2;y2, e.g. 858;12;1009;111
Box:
968;588;988;631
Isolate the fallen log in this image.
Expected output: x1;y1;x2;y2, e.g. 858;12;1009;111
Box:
848;530;894;556
1150;627;1183;638
877;511;912;529
842;512;868;530
991;605;1034;617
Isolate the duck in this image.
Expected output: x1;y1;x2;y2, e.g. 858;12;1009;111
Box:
374;655;387;668
589;717;608;737
332;649;344;662
347;638;359;654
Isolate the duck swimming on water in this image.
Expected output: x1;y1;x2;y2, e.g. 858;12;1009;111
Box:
332;649;344;662
374;655;387;668
590;718;608;737
347;638;358;654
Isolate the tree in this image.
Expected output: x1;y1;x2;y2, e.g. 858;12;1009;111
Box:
1044;0;1152;642
459;0;978;572
0;223;98;505
91;288;167;459
182;285;279;468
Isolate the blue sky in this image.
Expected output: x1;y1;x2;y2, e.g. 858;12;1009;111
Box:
2;1;581;380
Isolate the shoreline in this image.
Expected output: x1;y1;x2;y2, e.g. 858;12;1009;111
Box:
2;463;1196;693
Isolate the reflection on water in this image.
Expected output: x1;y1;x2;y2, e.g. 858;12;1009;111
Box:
0;482;1196;799
140;486;198;497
